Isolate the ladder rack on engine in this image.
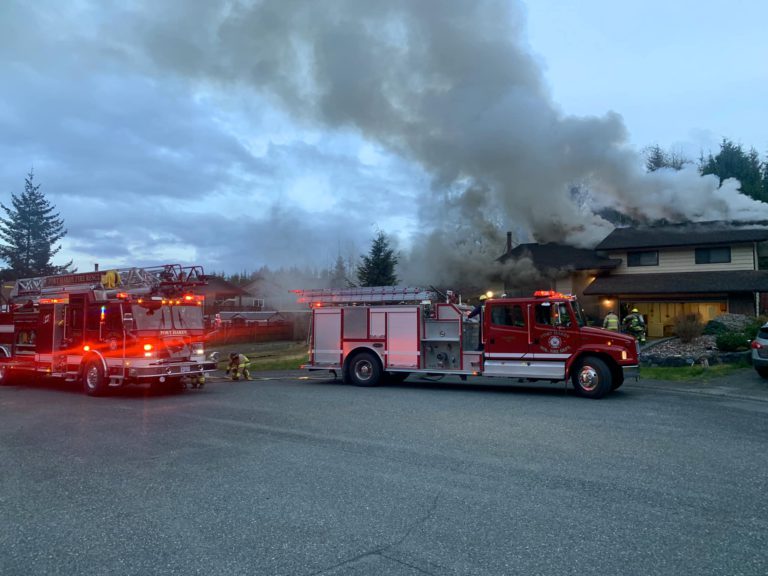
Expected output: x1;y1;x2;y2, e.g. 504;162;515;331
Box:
292;286;442;306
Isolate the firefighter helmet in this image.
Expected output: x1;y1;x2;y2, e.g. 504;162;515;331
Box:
631;308;639;313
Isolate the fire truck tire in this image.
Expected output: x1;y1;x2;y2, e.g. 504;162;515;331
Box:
386;371;410;384
571;356;612;399
83;360;108;397
0;364;12;386
348;352;382;387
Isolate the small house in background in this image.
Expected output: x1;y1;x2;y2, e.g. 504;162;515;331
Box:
585;222;768;337
196;276;263;314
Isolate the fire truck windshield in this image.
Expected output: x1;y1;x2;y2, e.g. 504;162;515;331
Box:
570;299;587;327
130;304;204;331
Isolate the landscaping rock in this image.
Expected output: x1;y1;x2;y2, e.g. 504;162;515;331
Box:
640;334;750;366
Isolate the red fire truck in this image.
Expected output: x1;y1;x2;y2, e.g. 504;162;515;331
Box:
0;265;217;396
294;287;639;399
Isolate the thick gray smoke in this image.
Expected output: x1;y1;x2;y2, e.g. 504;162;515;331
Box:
117;0;767;284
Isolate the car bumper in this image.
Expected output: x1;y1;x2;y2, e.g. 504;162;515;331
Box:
751;351;768;368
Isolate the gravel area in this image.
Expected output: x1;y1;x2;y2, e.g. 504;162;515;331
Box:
642;335;718;359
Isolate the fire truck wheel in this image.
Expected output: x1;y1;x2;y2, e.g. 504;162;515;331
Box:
348;352;382;387
611;371;625;390
572;356;612;399
386;371;410;384
0;364;12;386
83;360;108;397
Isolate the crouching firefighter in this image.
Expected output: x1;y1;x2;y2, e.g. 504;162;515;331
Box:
226;352;251;381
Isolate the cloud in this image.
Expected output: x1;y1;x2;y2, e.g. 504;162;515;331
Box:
1;0;766;287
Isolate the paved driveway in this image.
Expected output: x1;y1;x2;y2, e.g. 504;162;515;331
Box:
1;371;767;575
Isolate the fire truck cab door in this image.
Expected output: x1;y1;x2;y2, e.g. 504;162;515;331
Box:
483;301;534;378
527;300;579;380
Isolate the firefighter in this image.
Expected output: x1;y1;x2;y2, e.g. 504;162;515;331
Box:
226;352;251;381
468;294;488;320
622;308;646;344
602;310;619;331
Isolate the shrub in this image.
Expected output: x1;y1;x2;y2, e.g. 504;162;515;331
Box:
703;320;729;336
744;315;768;340
674;313;703;343
716;331;750;352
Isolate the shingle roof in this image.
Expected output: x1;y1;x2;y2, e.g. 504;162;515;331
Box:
499;243;621;271
596;222;768;251
584;270;768;295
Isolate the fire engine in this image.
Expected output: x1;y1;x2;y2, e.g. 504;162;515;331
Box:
294;286;639;399
0;264;217;396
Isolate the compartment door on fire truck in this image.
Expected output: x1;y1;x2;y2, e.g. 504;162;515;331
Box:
527;300;579;380
313;308;342;366
483;302;533;378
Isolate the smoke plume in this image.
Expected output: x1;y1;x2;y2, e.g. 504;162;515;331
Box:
119;0;768;285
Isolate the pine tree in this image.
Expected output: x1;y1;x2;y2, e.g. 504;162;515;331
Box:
0;170;71;278
644;144;689;172
700;139;766;202
328;254;352;288
356;231;398;287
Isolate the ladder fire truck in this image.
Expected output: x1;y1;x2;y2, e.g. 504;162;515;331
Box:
294;286;639;399
0;265;217;396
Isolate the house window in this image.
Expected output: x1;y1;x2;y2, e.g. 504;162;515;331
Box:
695;247;731;264
627;250;659;267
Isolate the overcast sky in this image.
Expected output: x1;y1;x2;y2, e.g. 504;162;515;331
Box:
1;0;767;280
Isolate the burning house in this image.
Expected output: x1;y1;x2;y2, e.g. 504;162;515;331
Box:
499;222;768;338
585;222;768;338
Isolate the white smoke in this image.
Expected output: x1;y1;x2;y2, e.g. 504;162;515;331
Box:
103;0;768;283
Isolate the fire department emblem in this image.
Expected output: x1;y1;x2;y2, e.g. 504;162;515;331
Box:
547;335;562;350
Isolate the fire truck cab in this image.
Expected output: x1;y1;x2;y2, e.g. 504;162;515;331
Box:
0;265;217;396
295;287;639;399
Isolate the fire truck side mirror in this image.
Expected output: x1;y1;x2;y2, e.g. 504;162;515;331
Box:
123;313;135;331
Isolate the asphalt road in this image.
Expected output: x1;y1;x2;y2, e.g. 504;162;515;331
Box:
1;371;767;576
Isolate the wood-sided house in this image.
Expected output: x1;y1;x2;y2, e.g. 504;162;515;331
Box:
584;222;768;338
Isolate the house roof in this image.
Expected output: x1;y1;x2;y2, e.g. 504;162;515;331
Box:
596;222;768;251
584;270;768;295
195;276;250;299
499;243;621;271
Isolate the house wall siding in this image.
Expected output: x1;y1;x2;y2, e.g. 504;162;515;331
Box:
609;244;755;275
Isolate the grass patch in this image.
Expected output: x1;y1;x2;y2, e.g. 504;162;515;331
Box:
641;361;751;381
208;340;309;371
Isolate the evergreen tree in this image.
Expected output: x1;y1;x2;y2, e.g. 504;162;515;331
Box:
0;170;71;278
700;139;766;202
644;144;689;172
357;231;398;287
328;254;353;288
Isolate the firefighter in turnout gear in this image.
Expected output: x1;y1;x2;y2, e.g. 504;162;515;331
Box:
226;352;251;381
623;308;646;344
602;311;619;331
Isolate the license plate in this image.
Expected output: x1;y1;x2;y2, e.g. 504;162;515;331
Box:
181;366;190;373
